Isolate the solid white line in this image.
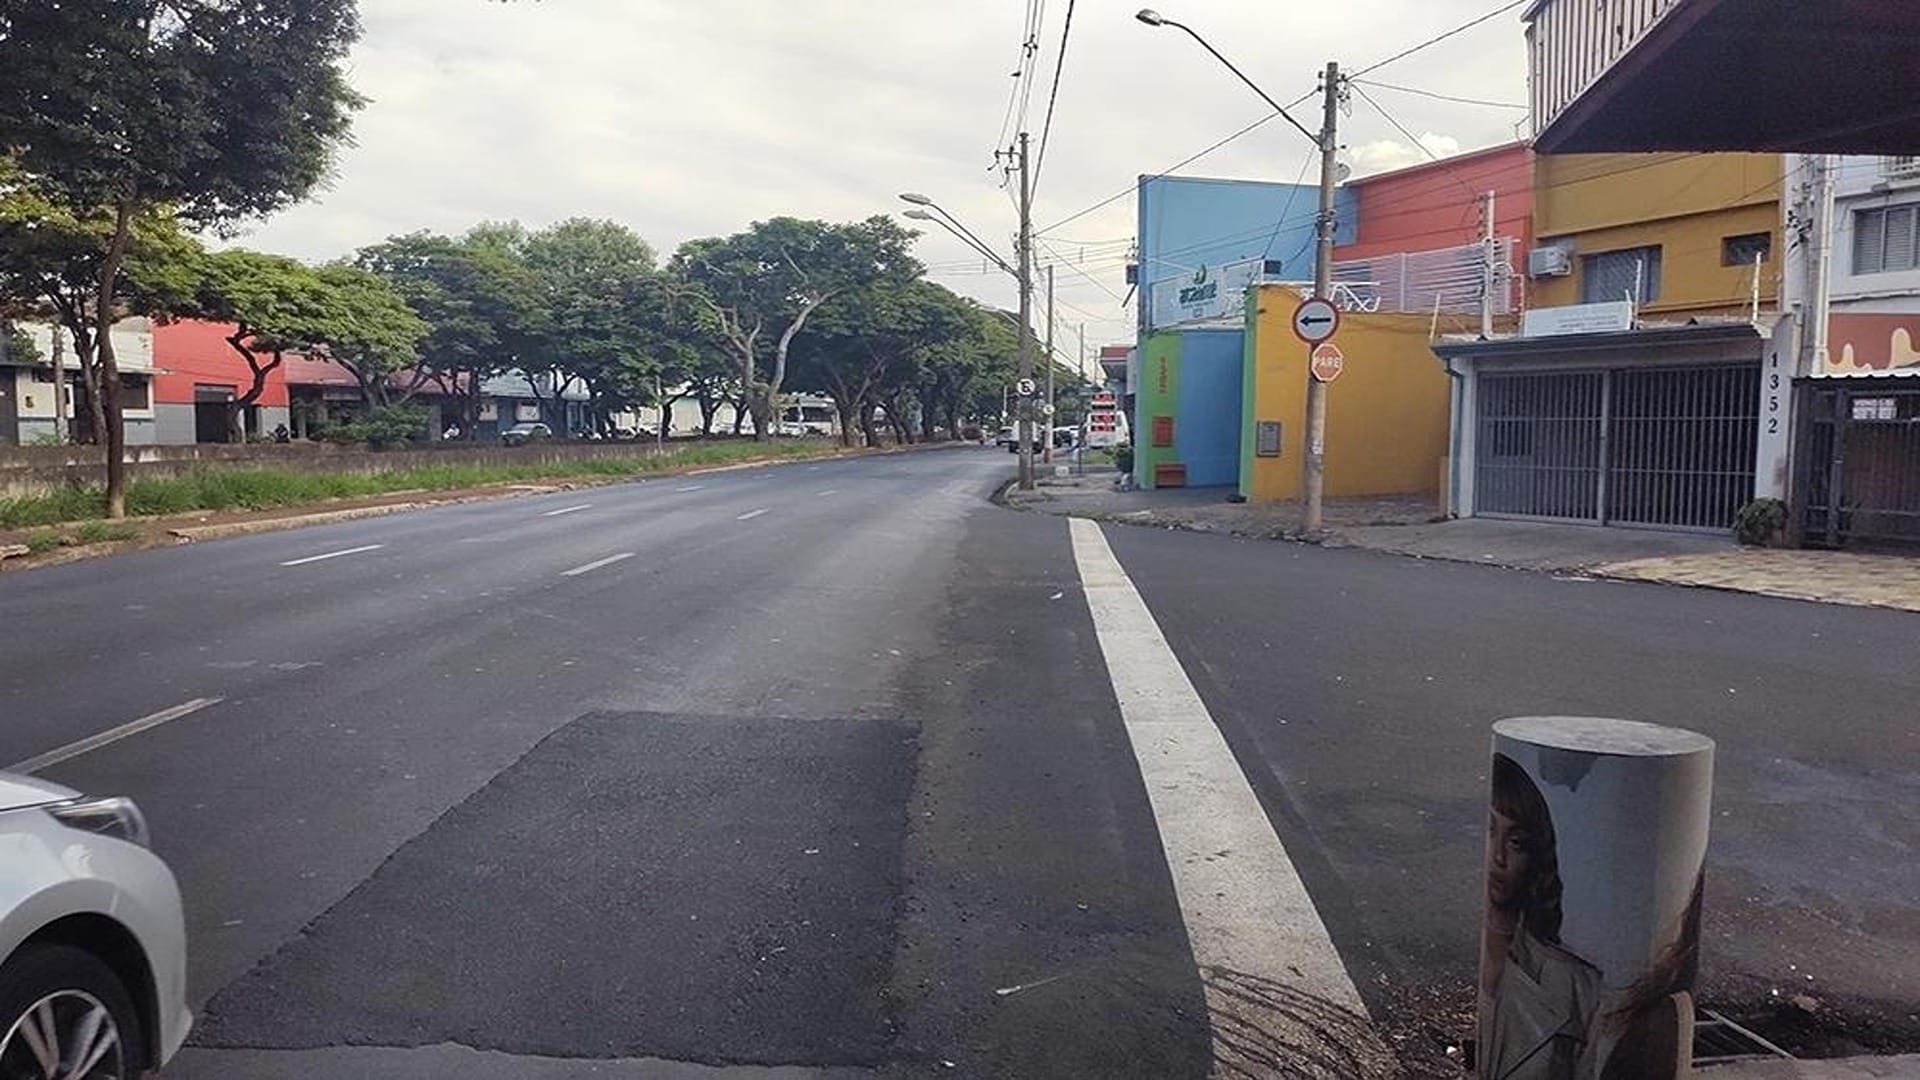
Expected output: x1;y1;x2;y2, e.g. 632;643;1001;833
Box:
10;698;225;774
1068;518;1367;1020
674;485;705;493
280;544;383;567
736;508;770;521
817;489;839;496
562;552;635;577
542;504;591;517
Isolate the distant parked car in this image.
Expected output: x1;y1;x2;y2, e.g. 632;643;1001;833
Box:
1051;426;1078;448
994;426;1019;449
0;771;191;1077
500;422;553;446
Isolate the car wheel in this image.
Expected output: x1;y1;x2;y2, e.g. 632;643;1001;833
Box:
0;944;144;1080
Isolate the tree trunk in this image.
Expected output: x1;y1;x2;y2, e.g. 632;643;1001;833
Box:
696;392;719;437
857;393;881;448
97;201;135;518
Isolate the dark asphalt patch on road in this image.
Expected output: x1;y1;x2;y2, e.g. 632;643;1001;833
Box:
195;710;916;1067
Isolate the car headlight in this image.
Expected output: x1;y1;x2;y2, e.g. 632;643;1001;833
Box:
47;797;151;849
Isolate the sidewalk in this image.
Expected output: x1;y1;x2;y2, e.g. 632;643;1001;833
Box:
1004;468;1920;614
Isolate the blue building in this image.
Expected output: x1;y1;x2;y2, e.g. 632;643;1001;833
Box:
1132;175;1357;488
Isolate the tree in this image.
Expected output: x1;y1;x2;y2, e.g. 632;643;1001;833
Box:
789;280;973;448
0;163;201;444
310;264;431;409
0;0;363;514
519;218;668;434
670;216;920;440
356;229;544;439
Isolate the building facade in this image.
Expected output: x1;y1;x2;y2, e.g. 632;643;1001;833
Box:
1;320;159;446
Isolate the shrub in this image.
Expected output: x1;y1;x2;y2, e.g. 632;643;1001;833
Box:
1111;441;1134;475
1734;497;1788;547
320;405;430;450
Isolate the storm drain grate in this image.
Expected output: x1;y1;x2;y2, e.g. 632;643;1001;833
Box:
1695;1008;1797;1065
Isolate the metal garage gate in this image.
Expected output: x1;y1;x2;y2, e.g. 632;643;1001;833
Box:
1475;365;1760;531
1797;380;1920;547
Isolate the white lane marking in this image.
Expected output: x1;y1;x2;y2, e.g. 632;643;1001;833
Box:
817;489;839;497
736;508;770;521
280;544;383;567
10;697;225;774
674;485;705;493
542;504;591;517
562;552;635;577
1068;518;1367;1020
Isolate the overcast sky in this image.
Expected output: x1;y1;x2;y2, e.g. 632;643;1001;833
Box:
236;1;1532;356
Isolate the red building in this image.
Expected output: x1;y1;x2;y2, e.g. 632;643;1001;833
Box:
1332;142;1535;327
151;320;291;443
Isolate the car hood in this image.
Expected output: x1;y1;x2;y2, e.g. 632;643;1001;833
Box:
0;772;81;812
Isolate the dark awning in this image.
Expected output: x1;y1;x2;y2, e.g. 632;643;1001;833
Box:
1534;0;1920;155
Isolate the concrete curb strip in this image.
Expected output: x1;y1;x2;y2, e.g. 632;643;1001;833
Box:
170;502;435;542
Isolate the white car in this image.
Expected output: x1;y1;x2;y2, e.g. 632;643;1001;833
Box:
0;773;190;1078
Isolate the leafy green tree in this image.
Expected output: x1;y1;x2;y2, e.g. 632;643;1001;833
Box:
0;0;363;513
310;265;431;408
670;216;920;439
519;218;668;433
356;229;544;439
789;280;971;447
0;163;201;444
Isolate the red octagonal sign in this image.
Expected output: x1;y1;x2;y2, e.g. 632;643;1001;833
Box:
1310;343;1345;383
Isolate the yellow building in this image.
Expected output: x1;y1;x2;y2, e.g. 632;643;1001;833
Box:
1240;289;1453;503
1529;153;1783;320
1433;153;1790;534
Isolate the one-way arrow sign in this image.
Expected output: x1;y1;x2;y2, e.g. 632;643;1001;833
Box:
1292;297;1340;344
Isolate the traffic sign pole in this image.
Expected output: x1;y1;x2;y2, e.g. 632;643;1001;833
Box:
1303;60;1340;536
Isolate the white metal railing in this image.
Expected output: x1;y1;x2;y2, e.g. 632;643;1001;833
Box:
1885;156;1920;182
1528;0;1687;137
1333;239;1518;316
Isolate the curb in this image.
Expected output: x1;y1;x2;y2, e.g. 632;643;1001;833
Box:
169;501;437;542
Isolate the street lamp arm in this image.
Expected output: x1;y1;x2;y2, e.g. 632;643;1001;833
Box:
908;210;1019;280
928;205;1018;278
1155;18;1322;148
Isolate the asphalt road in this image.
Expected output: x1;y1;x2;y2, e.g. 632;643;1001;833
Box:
0;447;1913;1077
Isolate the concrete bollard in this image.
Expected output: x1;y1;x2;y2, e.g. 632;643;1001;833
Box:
1477;717;1714;1080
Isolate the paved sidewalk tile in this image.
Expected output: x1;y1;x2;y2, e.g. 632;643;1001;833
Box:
1598;550;1920;613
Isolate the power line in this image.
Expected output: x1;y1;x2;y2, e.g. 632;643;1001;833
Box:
1352;78;1527;111
1032;0;1076;191
1036;111;1287;235
1350;0;1531;78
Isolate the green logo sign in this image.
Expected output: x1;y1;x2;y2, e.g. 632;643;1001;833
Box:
1178;263;1218;307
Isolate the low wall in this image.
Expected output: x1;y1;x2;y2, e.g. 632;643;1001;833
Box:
0;438;782;499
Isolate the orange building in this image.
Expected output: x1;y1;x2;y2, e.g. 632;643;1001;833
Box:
1338;142;1534;265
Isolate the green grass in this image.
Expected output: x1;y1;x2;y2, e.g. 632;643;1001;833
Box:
0;439;853;529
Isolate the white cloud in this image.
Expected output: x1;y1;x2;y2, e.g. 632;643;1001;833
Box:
225;0;1532;351
1348;133;1467;176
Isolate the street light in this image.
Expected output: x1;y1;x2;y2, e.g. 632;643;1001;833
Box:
896;183;1039;489
1137;9;1341;534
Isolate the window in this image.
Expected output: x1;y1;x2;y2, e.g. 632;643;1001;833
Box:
1854;206;1920;275
121;375;151;410
1722;232;1772;267
1581;246;1661;304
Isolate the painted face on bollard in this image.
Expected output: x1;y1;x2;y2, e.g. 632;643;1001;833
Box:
1487;808;1531;910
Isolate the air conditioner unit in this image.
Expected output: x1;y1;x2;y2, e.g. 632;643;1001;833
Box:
1527;246;1573;278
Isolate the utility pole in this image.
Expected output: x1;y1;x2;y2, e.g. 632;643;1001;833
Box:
52;329;67;444
1301;60;1341;535
1480;190;1497;339
1014;131;1037;491
1044;264;1056;465
1078;322;1087;383
1804;154;1837;376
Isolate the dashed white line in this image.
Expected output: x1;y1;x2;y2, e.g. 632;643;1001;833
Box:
736;508;770;521
280;544;383;567
674;485;705;493
1068;518;1370;1051
10;697;225;774
561;552;635;577
542;504;591;517
817;489;839;497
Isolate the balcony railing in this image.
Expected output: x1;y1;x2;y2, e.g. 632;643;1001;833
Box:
1528;0;1687;139
1886;157;1920;183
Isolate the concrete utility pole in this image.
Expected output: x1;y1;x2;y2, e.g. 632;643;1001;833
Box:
1805;154;1838;376
1015;131;1037;491
1044;263;1056;465
1301;60;1341;535
52;329;67;444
